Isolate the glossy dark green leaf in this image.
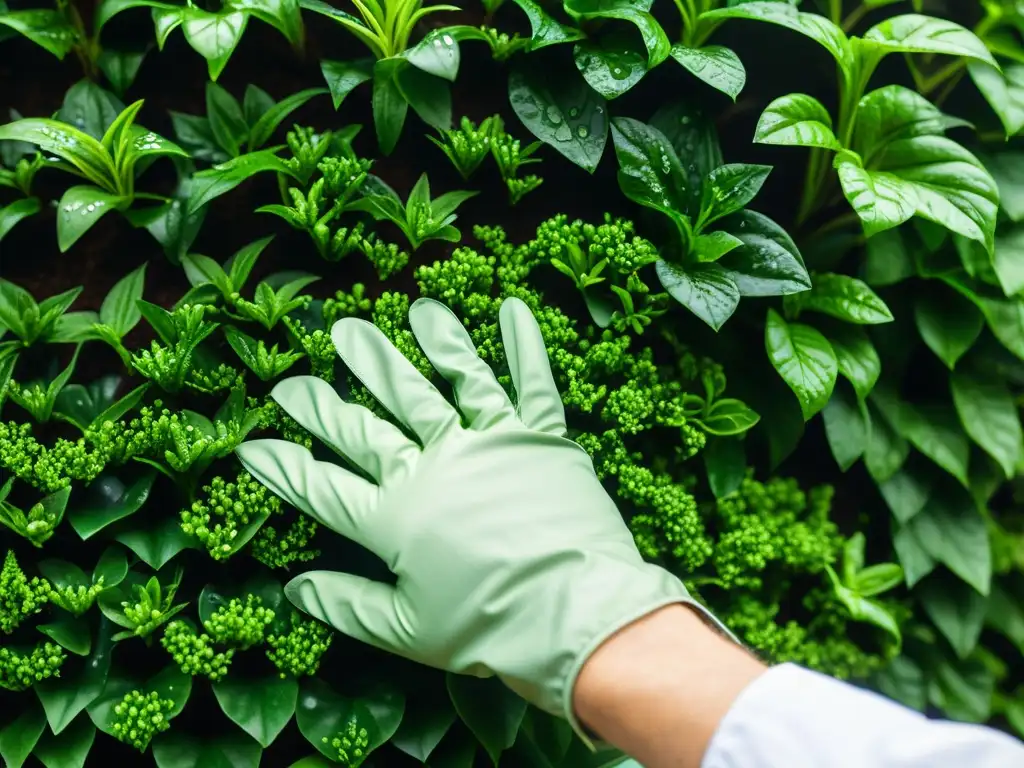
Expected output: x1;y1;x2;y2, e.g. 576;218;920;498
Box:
296;678;381;763
213;674;298;747
669;43;744;100
510;64;608;173
862;14;995;66
152;728;263;768
0;699;46;768
396;66;452;132
697;163;771;231
68;469;156;539
825;325;880;401
54;375;121;431
0;197;41;241
36;619;113;734
57;80;124;140
98;49;148;97
99;262;146;336
38;614;92;656
206;81;248;157
391;686;456;761
32;714;96;768
181;7;248;80
715;211;811;297
951;369;1023;478
656;260;739;331
372;59;409;155
874;655;927;712
754;92;840;150
918;574;988;659
115;514;196;569
38;558;90;590
914;289;983;369
703;436;745;498
930;656;994;723
405;29;460;82
764;308;837;420
511;0;584;50
894;401;970;486
822;384;867;471
609;117;690;221
321;58;373;109
56;186;128;253
187;150;298;213
0;9;78;58
574;33;647;100
697;398;760;436
446;673;527;766
93;545;129;589
790;273;893;325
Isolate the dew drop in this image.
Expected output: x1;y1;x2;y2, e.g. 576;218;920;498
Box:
681;116;691;125
569;107;579;119
443;34;454;46
545;105;562;124
576;125;589;138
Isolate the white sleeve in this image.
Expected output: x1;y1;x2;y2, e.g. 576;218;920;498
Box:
701;663;1024;768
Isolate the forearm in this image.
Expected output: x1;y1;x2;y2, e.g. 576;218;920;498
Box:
573;604;766;768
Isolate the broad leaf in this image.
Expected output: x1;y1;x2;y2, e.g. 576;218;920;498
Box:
853;85;971;164
764;308;837;420
115;514;196;569
951;369;1023;478
446;674;527;766
296;678;383;762
509;64;608;173
32;714;95;768
213;674;298;748
703;437;745;498
512;0;584;50
56;186;128;253
38;614;91;656
0;118;114;189
715;210;811;297
701;2;850;65
321;58;373;109
656;260;739;331
0;9;77;58
969;61;1024;138
181;8;248;80
151;729;262;768
862;15;996;68
0;701;46;768
404;29;461;82
896;401;970;486
754;93;841;150
99;263;146;336
373;58;409;155
67;469;156;539
36;620;113;735
669;44;745;100
697;163;771;231
918;575;988;659
790;272;893;324
57;80;124;140
187;150;298;213
391;689;457;762
913;288;983;369
822;384;867;471
826;324;880;400
610;117;690;221
206;82;248;157
574;32;647;100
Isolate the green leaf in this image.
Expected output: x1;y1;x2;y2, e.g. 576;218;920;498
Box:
38;614;92;656
931;657;994;723
446;674;527;766
874;656;926;713
574;33;648;100
0;9;78;58
206;81;248;157
650;100;722;218
57;80;124;140
696;163;771;231
693;230;743;263
115;514;196;569
853;85;971;163
321;58;373;110
391;688;456;762
877;464;932;523
836;139;998;253
609;117;690;222
396;66;453;132
764;308;837;420
564;0;668;67
918;574;988;659
68;469;156;539
237;0;303;47
152;729;262;768
511;0;584;50
822;384;867;471
703;436;745;498
969;61;1024;138
99;263;146;336
826;324;880;400
715;210;811;297
36;620;113;735
893;522;936;586
0;118;115;189
754;93;841;150
32;714;95;768
951;369;1023;478
181;8;248;80
986;580;1024;650
0;197;41;241
509;64;608;174
655;260;739;331
669;44;745;100
98;49;148;97
914;288;983;369
895;401;970;486
0;700;46;768
296;678;382;762
696;398;760;436
855;563;905;597
405;28;461;82
248;88;327;150
701;2;850;65
791;273;893;324
862;14;996;68
213;674;298;748
51;312;101;343
56;186;128;253
373;59;409;155
187;150;298;213
90;667;192;736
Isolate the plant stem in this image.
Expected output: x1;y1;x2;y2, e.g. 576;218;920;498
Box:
841;4;868;34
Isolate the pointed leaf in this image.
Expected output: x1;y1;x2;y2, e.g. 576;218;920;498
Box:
764;308;837;420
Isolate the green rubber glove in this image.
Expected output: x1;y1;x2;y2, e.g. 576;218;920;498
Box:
235;297;719;735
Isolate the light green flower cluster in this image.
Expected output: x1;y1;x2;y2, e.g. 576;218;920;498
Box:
251;514;319;569
49;580;104;616
161;621;234;681
180;472;281;560
0;642;66;691
0;551;53;633
266;612;333;678
111;689;174;751
205;596;274;650
322;716;370;766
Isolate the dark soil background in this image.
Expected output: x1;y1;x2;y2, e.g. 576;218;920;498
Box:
0;0;1003;764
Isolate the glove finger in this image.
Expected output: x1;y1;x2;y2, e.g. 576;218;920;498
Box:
271;376;419;485
236;439;382;554
409;299;517;431
331;318;460;446
285;571;408;655
499;297;567;436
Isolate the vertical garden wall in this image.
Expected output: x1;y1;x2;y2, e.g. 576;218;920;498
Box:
1;0;1023;765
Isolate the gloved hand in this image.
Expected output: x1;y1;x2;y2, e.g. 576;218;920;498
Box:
235;297;722;735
